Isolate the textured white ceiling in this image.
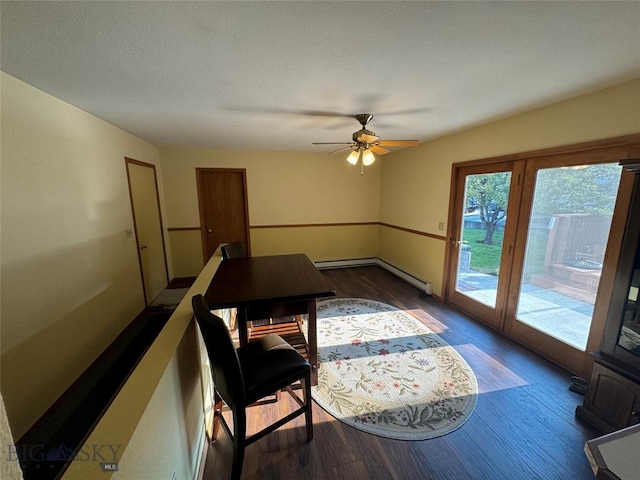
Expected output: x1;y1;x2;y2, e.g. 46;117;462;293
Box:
2;1;639;153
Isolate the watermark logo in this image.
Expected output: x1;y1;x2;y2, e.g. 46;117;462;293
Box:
7;443;121;472
100;461;119;473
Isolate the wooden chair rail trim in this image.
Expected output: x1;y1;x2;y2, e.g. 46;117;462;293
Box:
169;222;447;242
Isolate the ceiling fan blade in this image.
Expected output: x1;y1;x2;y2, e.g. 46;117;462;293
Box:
295;110;358;119
375;108;432;116
329;145;355;154
370;145;390;155
377;140;419;147
312;142;354;145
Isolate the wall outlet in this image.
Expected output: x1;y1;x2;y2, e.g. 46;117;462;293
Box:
125;228;134;239
437;222;445;231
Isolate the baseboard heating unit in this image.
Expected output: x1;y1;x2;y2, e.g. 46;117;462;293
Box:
314;257;433;296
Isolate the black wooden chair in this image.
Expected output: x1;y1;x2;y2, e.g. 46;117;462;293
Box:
218;241;246;331
221;241;246;261
192;294;313;480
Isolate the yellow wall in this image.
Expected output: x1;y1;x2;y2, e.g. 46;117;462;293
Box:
378;226;446;295
0;73;162;438
160;148;381;275
168;229;204;278
61;256;222;480
380;79;640;296
251;224;379;261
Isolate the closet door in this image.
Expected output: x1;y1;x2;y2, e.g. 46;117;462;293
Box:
126;158;169;305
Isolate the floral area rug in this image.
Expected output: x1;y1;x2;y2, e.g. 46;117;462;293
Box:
311;298;478;440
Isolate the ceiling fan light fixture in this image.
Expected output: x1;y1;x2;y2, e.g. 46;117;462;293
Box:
314;114;418;172
346;149;360;165
362;148;375;166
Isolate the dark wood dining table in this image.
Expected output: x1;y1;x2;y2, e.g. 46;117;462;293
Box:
204;253;336;384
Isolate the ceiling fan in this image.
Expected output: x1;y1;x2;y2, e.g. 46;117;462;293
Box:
312;114;418;174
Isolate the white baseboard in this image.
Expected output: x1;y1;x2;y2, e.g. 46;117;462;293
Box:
376;258;433;295
314;258;377;270
314;257;433;295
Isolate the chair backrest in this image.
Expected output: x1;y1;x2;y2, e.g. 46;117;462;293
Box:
192;294;244;405
221;241;246;261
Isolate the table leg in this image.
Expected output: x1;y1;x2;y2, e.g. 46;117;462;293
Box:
238;306;249;346
307;299;318;385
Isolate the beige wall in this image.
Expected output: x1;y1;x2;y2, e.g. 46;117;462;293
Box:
61;254;222;480
168;229;205;278
251;224;379;261
379;78;640;297
1;393;23;480
0;73;162;438
115;332;204;480
160;148;381;275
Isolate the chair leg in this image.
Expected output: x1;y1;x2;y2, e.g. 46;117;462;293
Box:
231;406;247;480
303;374;313;442
212;391;223;442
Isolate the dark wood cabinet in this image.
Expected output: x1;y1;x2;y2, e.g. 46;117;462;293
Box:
577;358;640;432
576;160;640;433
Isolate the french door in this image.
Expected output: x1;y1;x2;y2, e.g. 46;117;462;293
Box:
504;156;622;372
447;161;523;330
446;139;637;374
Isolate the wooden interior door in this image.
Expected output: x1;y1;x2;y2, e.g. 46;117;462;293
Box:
126;158;169;305
196;168;250;261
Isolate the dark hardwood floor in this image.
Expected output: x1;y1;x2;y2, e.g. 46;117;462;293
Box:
202;266;600;479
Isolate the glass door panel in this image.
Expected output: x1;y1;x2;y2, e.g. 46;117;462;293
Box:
515;163;622;351
447;161;522;330
455;172;511;309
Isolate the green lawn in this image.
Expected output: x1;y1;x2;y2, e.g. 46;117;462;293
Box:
462;228;504;275
462;227;549;278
